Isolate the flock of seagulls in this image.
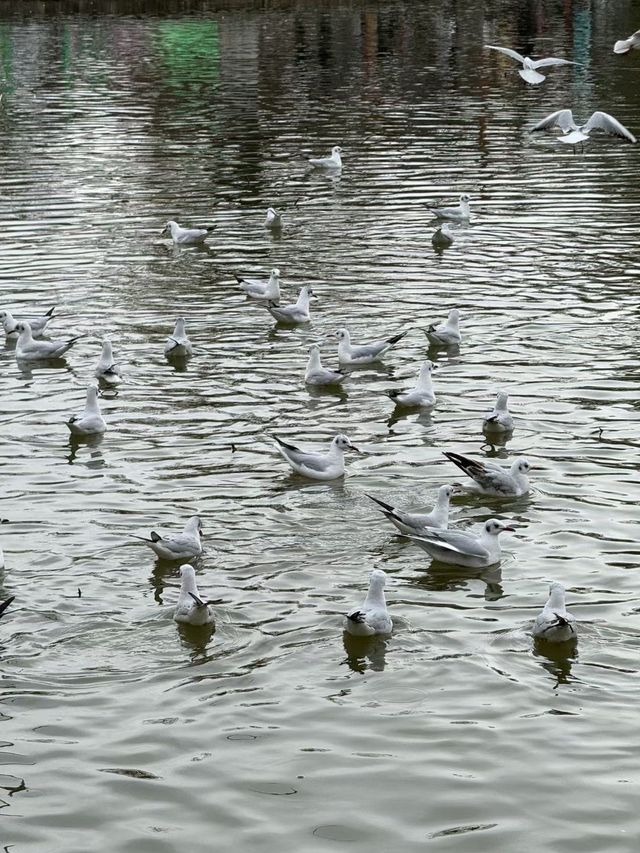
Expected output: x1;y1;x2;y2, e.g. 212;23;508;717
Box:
0;30;637;639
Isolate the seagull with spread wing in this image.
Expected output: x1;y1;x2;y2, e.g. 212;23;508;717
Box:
531;109;636;147
485;44;577;84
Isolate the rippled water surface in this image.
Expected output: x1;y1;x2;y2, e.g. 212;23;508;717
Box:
2;1;640;850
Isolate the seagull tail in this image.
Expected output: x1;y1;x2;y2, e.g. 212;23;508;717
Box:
0;596;15;618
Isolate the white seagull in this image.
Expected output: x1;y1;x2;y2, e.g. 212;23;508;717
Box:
236;268;281;302
425;194;471;221
131;516;203;561
15;321;84;361
484;44;577;85
425;308;461;347
161;220;215;244
95;339;121;386
273;433;360;480
483;391;514;434
444;451;531;497
1;306;55;338
387;360;436;407
67;385;107;436
432;223;455;248
531;109;636;146
308;145;342;169
305;344;345;386
164;317;193;358
264;207;283;230
367;484;457;534
408;518;516;568
343;569;392;636
532;582;577;642
173;564;214;626
266;286;314;324
614;30;640;54
337;327;407;365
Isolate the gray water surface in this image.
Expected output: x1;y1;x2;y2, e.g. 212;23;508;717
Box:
1;1;640;851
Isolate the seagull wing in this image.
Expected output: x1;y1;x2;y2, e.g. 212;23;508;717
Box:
484;44;526;64
613;30;640;54
531;57;577;69
408;529;489;560
530;109;577;133
583;111;637;143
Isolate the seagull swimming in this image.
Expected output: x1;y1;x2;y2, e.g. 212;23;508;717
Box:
344;569;392;636
15;321;84;361
164;317;193;358
236;268;281;302
407;518;516;568
425;308;461;347
432;223;455;248
425;194;471;221
531;109;636;146
484;44;577;84
95;339;121;386
336;327;407;365
0;596;14;620
305;344;345;386
532;582;577;642
264;207;283;229
173;564;214;626
444;451;531;497
131;516;203;561
1;306;55;338
273;433;360;480
367;484;457;534
266;286;314;324
483;391;514;434
67;384;107;436
614;29;640;54
161;220;215;244
308;145;342;169
387;360;436;407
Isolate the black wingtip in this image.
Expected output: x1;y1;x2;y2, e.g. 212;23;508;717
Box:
45;306;55;317
386;331;408;346
206;225;216;233
150;531;162;543
0;596;15;618
188;591;207;608
347;610;366;624
366;494;395;513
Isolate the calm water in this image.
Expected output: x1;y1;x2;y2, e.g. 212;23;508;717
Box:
1;1;640;850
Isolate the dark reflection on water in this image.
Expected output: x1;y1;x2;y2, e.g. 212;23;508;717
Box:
2;0;640;849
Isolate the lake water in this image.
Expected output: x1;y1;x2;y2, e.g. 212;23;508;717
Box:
1;1;640;850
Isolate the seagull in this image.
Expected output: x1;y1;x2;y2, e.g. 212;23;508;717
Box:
483;391;514;434
432;223;455;248
531;109;636;146
273;433;360;480
0;596;14;620
161;220;215;244
236;268;281;302
164;317;193;358
266;286;314;324
613;30;640;54
407;518;516;568
484;44;577;84
367;484;457;534
264;207;283;230
308;145;342;169
444;451;531;497
95;339;121;386
387;360;436;407
532;582;577;642
15;321;84;361
173;564;214;626
131;516;203;561
424;308;461;347
336;328;407;365
0;306;55;338
425;194;471;221
344;569;392;636
67;385;107;436
305;344;345;386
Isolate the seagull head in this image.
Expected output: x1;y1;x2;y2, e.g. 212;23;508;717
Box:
369;568;387;589
495;390;510;409
333;434;361;453
439;483;460;501
460;194;471;203
332;146;343;156
514;458;530;475
336;328;350;343
161;221;177;236
271;268;280;278
485;519;516;536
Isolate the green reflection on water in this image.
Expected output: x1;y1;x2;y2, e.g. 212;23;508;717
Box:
154;20;219;90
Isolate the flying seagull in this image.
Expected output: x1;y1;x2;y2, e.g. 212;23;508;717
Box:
485;44;577;85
